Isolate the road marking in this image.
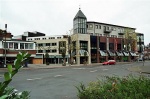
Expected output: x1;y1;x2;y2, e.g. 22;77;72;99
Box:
54;75;63;77
90;70;97;72
102;69;108;71
27;78;42;81
72;68;85;70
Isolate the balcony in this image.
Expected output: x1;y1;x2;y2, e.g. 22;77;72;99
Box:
118;32;124;35
104;28;111;33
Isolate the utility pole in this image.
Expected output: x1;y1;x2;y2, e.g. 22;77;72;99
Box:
4;24;7;67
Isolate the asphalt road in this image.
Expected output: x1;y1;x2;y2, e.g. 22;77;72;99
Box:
0;62;149;99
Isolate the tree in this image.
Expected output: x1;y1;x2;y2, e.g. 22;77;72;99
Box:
124;28;137;51
84;51;88;65
61;49;66;66
44;52;49;65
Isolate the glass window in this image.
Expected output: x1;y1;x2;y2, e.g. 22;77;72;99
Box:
9;42;13;48
38;50;43;53
4;42;8;48
14;43;18;49
25;43;28;49
29;43;33;49
95;25;98;29
52;43;56;46
20;43;24;49
46;50;51;53
46;43;50;46
52;49;57;53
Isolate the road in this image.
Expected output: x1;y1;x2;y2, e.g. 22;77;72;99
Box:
0;62;149;99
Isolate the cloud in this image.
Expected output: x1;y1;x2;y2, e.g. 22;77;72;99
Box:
0;0;150;44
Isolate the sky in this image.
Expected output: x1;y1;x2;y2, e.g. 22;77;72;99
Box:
0;0;150;45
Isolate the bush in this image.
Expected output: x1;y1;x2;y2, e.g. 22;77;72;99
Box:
76;75;150;99
0;51;31;99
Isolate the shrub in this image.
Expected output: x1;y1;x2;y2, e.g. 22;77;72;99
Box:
76;75;150;99
0;51;31;99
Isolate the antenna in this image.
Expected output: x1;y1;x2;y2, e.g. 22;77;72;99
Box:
79;5;81;10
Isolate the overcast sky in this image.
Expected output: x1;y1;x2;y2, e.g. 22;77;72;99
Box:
0;0;150;45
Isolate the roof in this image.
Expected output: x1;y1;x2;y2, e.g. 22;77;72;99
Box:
87;21;136;29
74;9;87;20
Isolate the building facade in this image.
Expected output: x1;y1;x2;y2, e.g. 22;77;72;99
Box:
0;29;36;67
26;35;70;64
70;8;144;65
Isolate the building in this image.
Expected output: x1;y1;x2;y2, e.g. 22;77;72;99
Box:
26;35;70;64
69;8;144;65
0;29;36;67
13;31;46;41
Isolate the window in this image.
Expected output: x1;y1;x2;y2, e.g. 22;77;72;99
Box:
38;50;43;53
4;42;8;48
89;24;93;28
38;43;43;46
95;25;98;29
57;37;61;39
46;43;50;46
25;43;28;49
20;43;24;49
99;34;102;36
9;42;13;48
99;25;101;29
28;43;33;49
52;43;56;46
80;41;88;50
52;49;57;53
46;50;51;53
14;43;18;49
87;25;88;28
107;27;109;30
113;27;116;31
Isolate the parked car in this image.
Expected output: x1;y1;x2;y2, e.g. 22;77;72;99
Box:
102;60;116;65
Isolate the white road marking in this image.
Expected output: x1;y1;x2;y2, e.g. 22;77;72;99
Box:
102;69;108;71
72;68;85;70
54;75;63;77
90;70;97;72
27;78;42;81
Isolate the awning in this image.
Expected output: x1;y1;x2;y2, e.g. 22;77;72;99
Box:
123;51;129;56
107;50;116;56
71;51;76;57
116;51;124;56
129;51;138;56
79;50;89;56
35;54;69;58
99;50;108;56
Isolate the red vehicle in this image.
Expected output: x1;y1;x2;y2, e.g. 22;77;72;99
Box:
102;60;116;65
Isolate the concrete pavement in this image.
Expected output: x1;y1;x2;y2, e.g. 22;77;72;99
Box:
28;61;150;74
0;61;150;74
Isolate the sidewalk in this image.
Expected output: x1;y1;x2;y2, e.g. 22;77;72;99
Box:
128;61;150;74
128;65;150;74
28;62;150;74
27;62;130;69
27;63;98;69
